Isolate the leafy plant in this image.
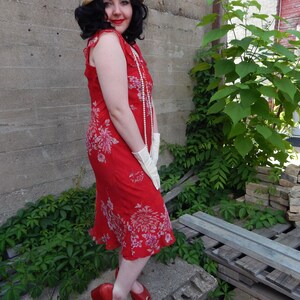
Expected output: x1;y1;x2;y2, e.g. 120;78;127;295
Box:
196;0;300;165
209;279;235;300
155;230;206;266
218;199;286;229
0;186;118;300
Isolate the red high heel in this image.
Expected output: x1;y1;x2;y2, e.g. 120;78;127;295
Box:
115;268;152;300
91;283;113;300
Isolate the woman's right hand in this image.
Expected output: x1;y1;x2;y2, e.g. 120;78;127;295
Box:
132;146;160;190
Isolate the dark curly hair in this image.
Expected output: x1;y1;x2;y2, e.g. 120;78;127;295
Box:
74;0;148;44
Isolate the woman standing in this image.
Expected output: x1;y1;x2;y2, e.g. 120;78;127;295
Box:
75;0;175;299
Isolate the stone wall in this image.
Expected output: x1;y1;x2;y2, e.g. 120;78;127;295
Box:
0;0;210;224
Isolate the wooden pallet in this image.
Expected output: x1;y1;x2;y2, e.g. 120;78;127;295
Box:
173;213;300;300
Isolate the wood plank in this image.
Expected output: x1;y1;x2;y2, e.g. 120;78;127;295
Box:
235;256;268;276
212;245;242;263
266;270;300;292
207;248;300;300
178;225;199;240
179;213;300;280
217;272;294;300
163;175;199;204
275;233;300;248
252;227;278;238
192;212;300;265
200;235;219;250
269;223;292;234
171;219;186;231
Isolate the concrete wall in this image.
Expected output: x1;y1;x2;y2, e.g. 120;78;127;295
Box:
0;0;210;224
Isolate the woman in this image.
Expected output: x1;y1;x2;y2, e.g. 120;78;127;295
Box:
75;0;175;299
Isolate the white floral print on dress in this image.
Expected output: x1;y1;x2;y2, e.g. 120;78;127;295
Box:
86;102;119;163
101;197;174;256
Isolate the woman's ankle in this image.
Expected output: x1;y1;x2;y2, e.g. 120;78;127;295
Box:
112;284;126;300
131;281;144;294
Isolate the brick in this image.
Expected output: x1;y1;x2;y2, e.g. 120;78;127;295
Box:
246;182;269;193
287;211;300;222
285;164;300;177
244;194;269;206
270;201;288;212
290;206;300;213
271;185;290;200
289;197;300;206
246;190;269;200
279;179;295;187
281;172;298;184
290;186;300;198
255;166;272;175
256;173;276;183
236;196;245;203
269;195;289;206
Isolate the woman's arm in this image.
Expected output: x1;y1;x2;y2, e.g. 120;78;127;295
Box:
91;32;145;153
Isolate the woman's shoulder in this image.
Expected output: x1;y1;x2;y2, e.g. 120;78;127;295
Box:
87;29;125;49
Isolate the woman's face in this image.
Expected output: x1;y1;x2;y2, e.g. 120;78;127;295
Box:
104;0;133;34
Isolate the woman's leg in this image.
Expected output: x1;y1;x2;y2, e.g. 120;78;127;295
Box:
118;252;145;294
113;255;151;300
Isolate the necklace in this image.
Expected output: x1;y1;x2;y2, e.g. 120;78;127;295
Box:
130;46;153;148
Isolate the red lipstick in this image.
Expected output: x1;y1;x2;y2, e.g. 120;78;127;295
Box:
112;19;125;25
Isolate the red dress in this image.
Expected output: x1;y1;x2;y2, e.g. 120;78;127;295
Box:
84;29;175;260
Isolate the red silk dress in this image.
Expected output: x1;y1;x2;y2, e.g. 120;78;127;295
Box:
84;29;175;260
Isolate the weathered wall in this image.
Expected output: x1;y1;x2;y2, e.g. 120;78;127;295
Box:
279;0;300;32
0;0;210;224
227;0;278;41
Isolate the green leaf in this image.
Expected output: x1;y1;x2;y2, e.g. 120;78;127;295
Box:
258;86;278;99
239;207;247;219
267;131;286;151
67;244;73;257
207;99;226;114
236;61;258;79
211;86;238;101
251;98;270;118
244;24;264;36
223;9;245;22
240;89;261;108
228;122;247;138
272;43;296;62
215;59;235;76
230;37;253;50
207;78;221;91
234;136;253;157
273;77;297;101
223;102;251;125
197;13;218;27
274;62;292;75
249;0;261;10
202;25;235;47
256;125;273;139
252;13;268;20
207;0;214;5
191;62;211;74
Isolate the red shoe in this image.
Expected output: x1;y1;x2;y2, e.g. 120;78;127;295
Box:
91;283;113;300
115;268;151;300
